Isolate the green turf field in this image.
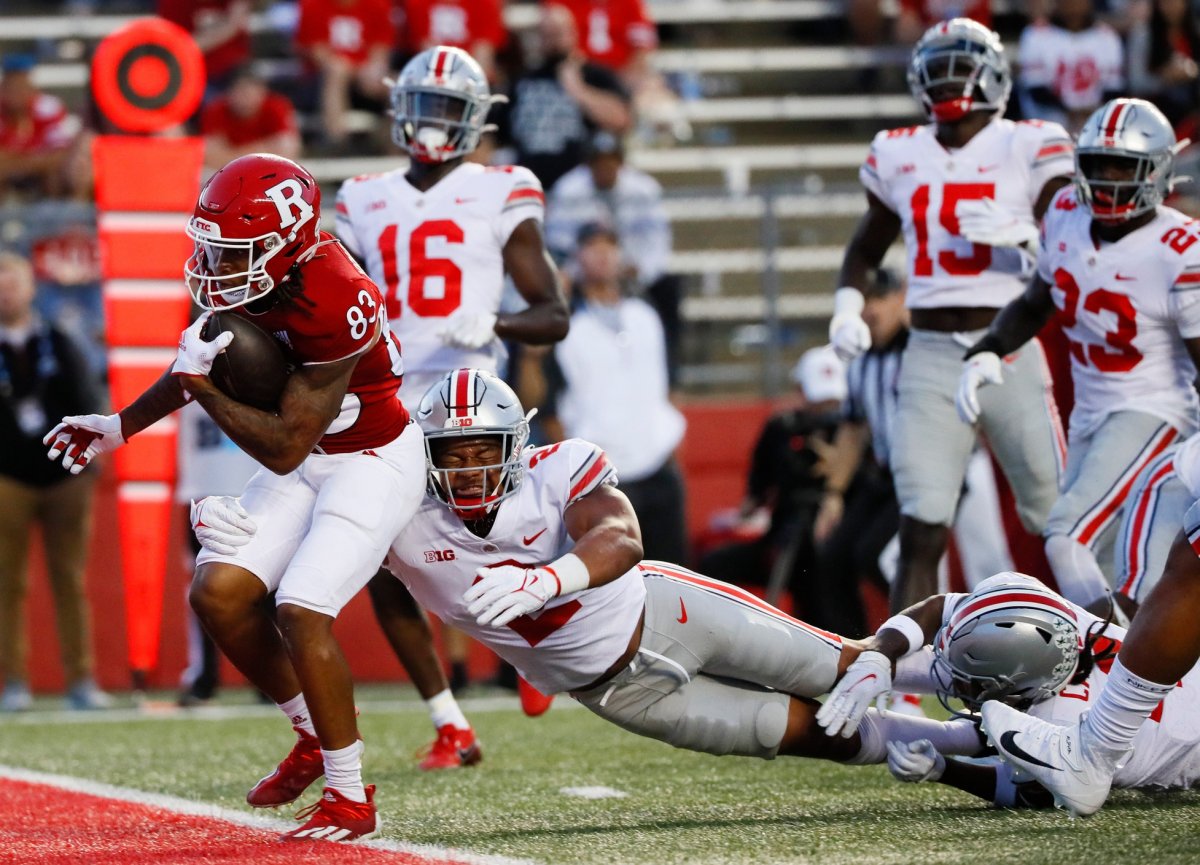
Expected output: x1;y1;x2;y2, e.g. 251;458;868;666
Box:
3;687;1200;864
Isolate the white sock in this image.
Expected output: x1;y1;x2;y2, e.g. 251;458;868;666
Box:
322;740;366;803
848;709;983;765
1045;534;1109;609
277;693;317;737
1081;657;1174;767
426;688;469;731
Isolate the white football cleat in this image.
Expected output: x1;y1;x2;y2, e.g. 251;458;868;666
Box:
980;700;1121;817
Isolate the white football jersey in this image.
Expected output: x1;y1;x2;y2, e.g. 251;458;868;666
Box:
334;162;545;380
384;438;647;694
1018;23;1125;117
1038;187;1200;440
860;118;1074;309
938;591;1200;791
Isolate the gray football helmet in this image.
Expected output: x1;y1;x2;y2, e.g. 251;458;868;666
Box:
1075;98;1186;224
907;18;1011;122
415;368;532;515
933;572;1081;711
389;46;504;163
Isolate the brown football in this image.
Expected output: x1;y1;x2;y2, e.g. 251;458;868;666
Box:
201;312;290;411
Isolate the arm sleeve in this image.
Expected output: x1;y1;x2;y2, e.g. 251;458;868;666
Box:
498;167;546;246
859;135;893;210
1027;123;1075;202
1170;262;1200;338
562;439;619;505
333;183;363;258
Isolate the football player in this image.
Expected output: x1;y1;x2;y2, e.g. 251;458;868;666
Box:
44;154;422;842
334;45;570;752
192;369;988;775
828;19;1072;627
956;98;1200;621
863;574;1200;809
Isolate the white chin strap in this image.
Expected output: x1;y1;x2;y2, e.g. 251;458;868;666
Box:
416;126;449;152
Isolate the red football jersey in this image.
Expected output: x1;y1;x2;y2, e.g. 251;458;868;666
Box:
296;0;396;66
201;92;297;147
0;93;79;153
238;232;409;453
550;0;658;70
400;0;507;53
898;0;992;29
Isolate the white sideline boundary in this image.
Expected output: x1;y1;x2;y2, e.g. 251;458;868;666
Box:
0;764;537;865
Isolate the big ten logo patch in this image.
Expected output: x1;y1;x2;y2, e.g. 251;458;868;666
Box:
425;549;457;563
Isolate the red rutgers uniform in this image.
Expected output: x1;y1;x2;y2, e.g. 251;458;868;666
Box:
237;232;409;454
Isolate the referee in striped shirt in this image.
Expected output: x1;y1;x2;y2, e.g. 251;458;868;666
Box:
809;269;907;637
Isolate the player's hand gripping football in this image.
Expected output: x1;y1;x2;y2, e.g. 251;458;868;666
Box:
887;739;946;783
43;413;125;474
438;312;498;350
172;312;235;378
816;650;892;738
828;287;871;362
956;198;1039;248
955;352;1004;424
189;496;257;556
464;564;561;627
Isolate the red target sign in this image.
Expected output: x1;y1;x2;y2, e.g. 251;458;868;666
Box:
92;17;204;133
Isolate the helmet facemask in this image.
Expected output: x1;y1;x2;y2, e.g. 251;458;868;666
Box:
392;88;489;163
425;424;530;518
1076;150;1170;224
907;21;1010;123
185;224;297;310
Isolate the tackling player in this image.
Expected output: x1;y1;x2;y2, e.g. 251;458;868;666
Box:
956;98;1200;620
828;19;1072;623
334;45;570;755
44;154;422;842
192;369;987;779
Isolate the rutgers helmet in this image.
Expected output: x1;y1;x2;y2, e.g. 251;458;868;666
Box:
907;19;1011;123
185;153;322;310
390;46;504;163
416;369;533;515
932;572;1081;711
1075;98;1186;225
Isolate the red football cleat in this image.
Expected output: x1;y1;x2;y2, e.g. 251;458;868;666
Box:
280;785;379;842
247;726;325;808
417;724;482;771
518;676;555;717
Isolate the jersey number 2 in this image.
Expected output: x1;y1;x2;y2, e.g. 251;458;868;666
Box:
377;220;464;318
911;183;994;277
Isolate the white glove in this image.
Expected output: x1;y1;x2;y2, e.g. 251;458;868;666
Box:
887;739;946;783
190;496;257;556
172;313;234;378
464;564;560;628
43;413;125;474
438;311;498;350
828;287;872;362
956;198;1039;248
955;351;1004;425
816;650;892;738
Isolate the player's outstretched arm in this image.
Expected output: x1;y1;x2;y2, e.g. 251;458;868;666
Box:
837;192;901;295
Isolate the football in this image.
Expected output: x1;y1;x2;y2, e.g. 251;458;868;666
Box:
201;312;290;411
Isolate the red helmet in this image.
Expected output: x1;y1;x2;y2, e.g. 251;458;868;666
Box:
185;153;322;310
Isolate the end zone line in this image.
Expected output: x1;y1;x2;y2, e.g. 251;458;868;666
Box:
0;764;537;865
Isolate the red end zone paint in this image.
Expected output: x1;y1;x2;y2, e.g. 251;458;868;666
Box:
0;778;461;865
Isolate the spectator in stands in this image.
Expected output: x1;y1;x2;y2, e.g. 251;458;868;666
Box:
1017;0;1125;134
549;0;686;142
1126;0;1200;133
399;0;508;83
201;67;301;171
157;0;252;96
810;270;908;637
498;3;633;190
544;130;680;381
698;346;847;613
895;0;992;45
0;252;110;712
542;223;688;563
0;55;83;203
295;0;395;149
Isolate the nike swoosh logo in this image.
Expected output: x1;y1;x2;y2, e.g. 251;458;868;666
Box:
978;164;1000;173
455;197;476;204
999;730;1061;771
677;598;688;624
523;528;548;546
1114;273;1136;281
